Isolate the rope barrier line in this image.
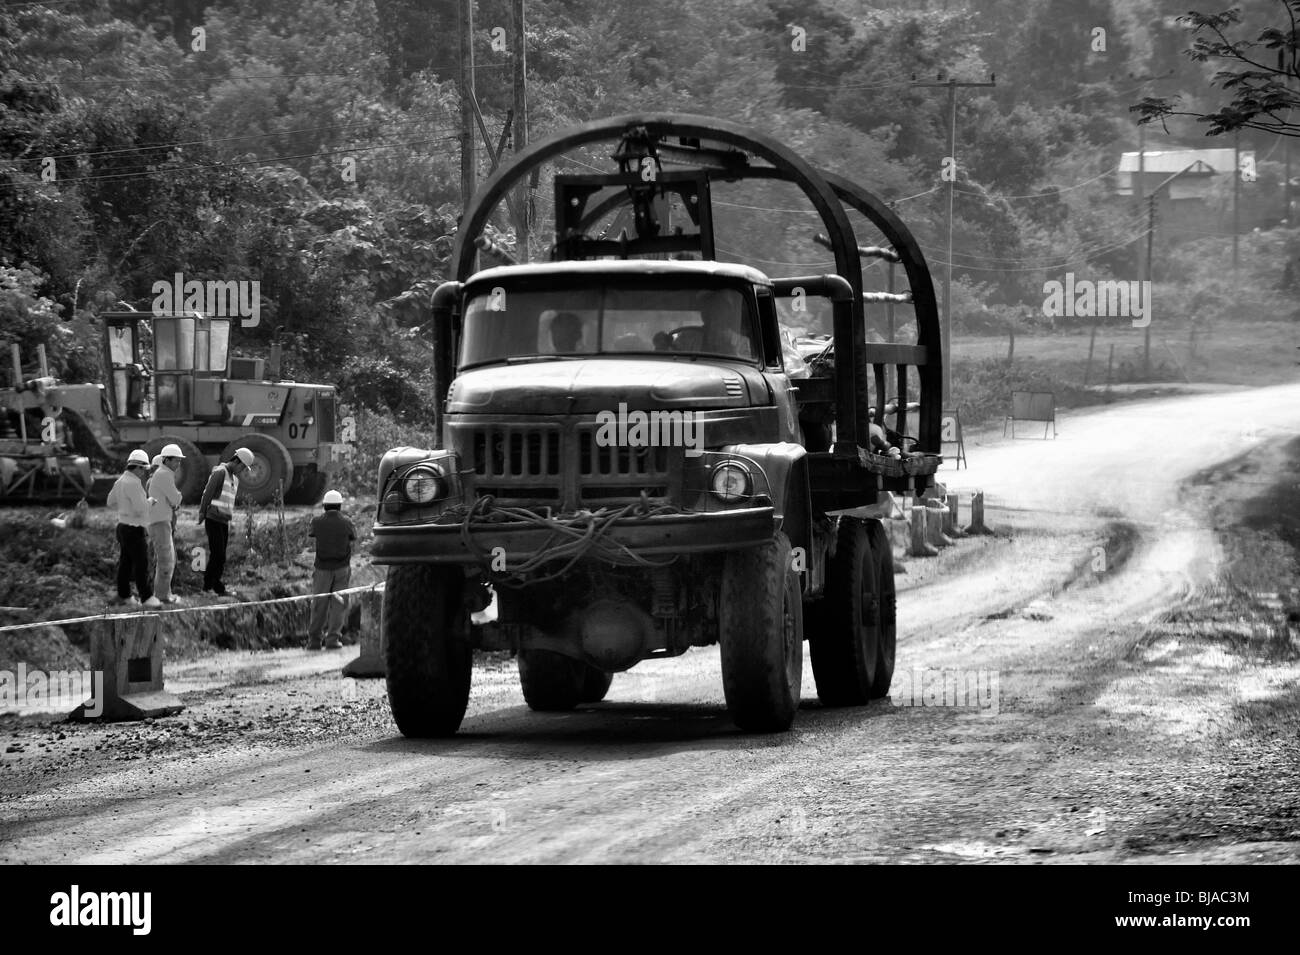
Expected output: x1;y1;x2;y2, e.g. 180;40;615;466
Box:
0;583;385;636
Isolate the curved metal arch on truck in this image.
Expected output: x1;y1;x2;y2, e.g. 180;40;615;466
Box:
449;112;877;450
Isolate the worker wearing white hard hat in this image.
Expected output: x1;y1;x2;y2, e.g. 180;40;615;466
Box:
305;489;356;650
107;449;157;606
146;443;186;605
197;446;253;599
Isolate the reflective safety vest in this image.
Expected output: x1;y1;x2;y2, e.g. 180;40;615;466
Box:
211;465;239;520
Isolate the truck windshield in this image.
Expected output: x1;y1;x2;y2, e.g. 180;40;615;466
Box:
458;284;759;368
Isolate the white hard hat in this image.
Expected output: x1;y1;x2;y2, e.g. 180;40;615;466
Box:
233;447;255;467
160;443;185;458
322;490;343;506
150;454;163;468
127;449;150;467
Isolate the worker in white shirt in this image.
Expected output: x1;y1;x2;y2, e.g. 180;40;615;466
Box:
146;443;186;604
106;449;157;607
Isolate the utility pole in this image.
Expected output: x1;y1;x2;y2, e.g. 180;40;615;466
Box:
1145;193;1156;378
911;73;996;400
1136;121;1145;279
459;0;476;212
1145;162;1199;379
511;0;529;261
1129;73;1175;282
1233;129;1240;282
1284;49;1294;224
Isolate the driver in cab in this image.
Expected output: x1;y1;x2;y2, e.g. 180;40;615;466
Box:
699;291;755;360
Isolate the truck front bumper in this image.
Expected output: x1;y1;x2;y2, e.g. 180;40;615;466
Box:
370;506;777;565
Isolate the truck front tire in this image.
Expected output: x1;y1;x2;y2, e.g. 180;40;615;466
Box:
384;565;472;737
719;531;803;732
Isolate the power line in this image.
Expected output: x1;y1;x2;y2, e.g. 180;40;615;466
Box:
924;229;1153;272
28;112;459;162
34;64;509;87
2;124;466;183
910;209;1155;263
954;163;1120;200
0;134;467;190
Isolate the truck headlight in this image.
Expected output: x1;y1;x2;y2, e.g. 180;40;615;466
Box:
403;465;447;504
709;462;752;504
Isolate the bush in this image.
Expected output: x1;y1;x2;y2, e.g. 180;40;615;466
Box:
331;405;440;498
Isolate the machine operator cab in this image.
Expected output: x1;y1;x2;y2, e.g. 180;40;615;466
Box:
102;312;232;423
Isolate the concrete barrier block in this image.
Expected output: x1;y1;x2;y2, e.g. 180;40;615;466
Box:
910;505;938;557
965;490;993;535
342;588;385;679
69;614;183;722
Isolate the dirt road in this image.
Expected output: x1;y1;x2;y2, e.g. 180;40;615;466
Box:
2;385;1299;863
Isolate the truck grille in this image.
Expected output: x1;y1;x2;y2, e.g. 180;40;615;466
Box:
469;426;561;479
456;421;675;507
577;431;670;477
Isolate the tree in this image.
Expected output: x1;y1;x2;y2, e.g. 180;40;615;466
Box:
1133;0;1300;138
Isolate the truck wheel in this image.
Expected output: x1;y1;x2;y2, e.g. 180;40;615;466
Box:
719;531;803;732
384;565;472;737
866;520;897;698
143;436;206;502
221;434;293;505
518;650;586;711
809;518;880;707
579;667;613;704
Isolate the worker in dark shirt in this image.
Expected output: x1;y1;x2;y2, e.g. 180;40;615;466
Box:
306;489;357;650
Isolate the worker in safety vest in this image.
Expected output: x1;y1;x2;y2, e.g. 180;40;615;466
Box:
146;443;186;604
106;449;156;606
197;447;253;598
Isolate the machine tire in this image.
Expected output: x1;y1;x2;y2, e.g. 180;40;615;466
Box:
384;564;472;737
866;520;897;699
284;465;328;505
719;531;803;732
518;649;586;712
578;666;614;704
143;436;206;503
808;518;881;707
221;434;293;505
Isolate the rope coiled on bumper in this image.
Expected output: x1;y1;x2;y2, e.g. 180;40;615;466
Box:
460;493;679;588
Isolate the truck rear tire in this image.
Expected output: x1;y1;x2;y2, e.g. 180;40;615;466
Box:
384;565;472;737
143;436;206;502
809;518;881;707
719;531;803;732
866;520;897;698
222;434;293;505
518;649;587;711
579;667;613;703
